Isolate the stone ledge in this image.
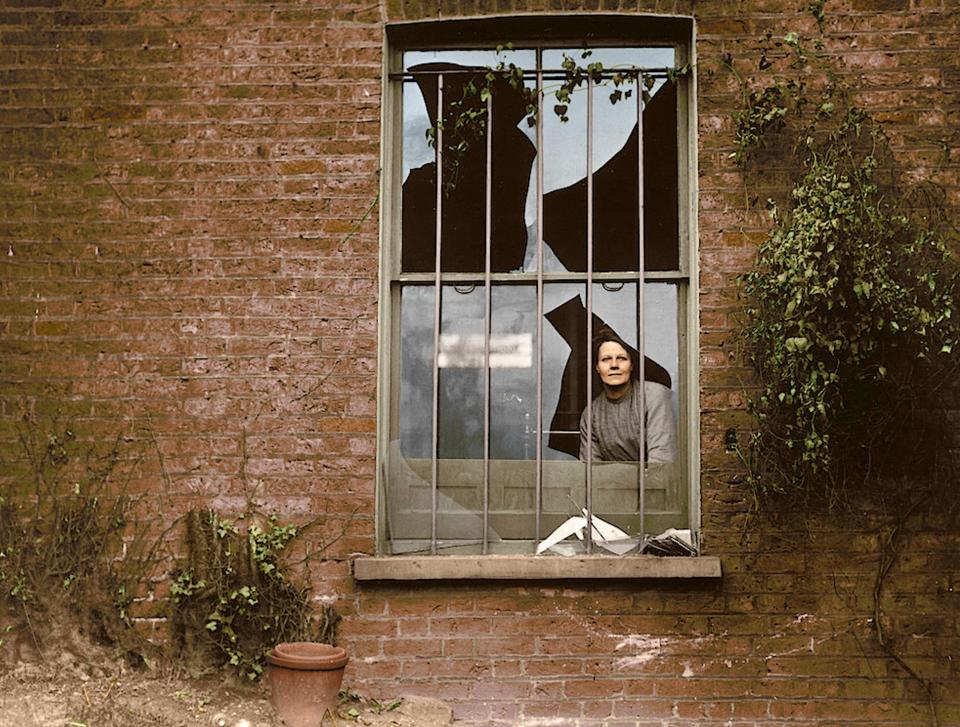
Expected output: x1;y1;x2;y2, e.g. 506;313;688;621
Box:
353;554;721;581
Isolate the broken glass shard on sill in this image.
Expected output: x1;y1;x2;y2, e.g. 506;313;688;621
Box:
536;510;641;556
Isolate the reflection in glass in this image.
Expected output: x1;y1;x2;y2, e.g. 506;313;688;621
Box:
399;285;544;461
398;286;434;459
435;285;485;458
489;286;538;460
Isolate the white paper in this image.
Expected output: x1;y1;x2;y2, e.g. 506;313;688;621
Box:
581;508;629;542
537;511;639;556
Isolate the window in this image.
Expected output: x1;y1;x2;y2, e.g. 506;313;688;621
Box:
378;17;696;557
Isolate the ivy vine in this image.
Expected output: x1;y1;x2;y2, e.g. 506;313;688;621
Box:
424;47;690;190
731;27;960;507
170;509;338;680
731;16;960;717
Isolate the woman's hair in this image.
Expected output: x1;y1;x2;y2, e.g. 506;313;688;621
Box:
591;327;638;374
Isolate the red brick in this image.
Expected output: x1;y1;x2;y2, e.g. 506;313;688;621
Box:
564;678;626;698
441;638;475;657
476;636;537;656
471;680;531;700
381;638;442;658
492;658;523;677
522;699;581;719
525;658;584;677
429;617;492;636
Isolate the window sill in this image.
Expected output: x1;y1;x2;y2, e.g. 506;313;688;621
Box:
353;554;721;581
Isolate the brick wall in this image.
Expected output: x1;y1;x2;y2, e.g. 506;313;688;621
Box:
0;1;384;598
2;0;959;724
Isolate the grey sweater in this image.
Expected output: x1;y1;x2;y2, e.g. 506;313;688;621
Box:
578;380;678;463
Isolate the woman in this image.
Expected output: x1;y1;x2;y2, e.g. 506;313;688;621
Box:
578;330;678;463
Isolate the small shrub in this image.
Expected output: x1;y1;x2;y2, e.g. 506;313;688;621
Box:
169;508;337;680
0;415;159;661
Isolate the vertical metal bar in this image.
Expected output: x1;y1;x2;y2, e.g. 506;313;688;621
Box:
637;72;647;539
534;50;544;552
430;74;444;555
585;74;594;555
482;90;493;555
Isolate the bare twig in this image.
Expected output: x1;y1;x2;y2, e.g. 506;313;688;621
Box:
92;157;130;209
872;496;940;727
336;192;379;251
101;675;119;701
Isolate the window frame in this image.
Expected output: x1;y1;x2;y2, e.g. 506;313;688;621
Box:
375;14;700;560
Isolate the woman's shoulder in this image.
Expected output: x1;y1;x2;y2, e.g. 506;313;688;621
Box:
642;379;672;398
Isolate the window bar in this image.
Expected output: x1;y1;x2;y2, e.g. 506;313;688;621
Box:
585;74;595;555
636;73;647;539
534;50;545;552
430;74;444;555
482;90;493;555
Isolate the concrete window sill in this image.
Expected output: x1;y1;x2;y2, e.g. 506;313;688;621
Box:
353;554;721;581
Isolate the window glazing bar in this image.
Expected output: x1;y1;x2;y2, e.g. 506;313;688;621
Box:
482;92;493;555
398;271;687;284
585;74;595;555
637;73;647;539
392;68;676;81
534;50;544;553
430;74;444;555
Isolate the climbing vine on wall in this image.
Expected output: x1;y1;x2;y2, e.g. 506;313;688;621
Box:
170;508;339;680
730;26;960;508
730;15;960;721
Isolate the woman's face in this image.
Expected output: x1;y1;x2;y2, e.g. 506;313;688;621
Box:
595;341;632;387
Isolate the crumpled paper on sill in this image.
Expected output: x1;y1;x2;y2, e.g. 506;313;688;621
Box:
536;510;641;556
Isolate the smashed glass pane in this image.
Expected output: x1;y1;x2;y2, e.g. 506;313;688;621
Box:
541;80;679;272
402;62;537;273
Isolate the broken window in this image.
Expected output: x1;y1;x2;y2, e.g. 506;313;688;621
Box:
381;30;694;556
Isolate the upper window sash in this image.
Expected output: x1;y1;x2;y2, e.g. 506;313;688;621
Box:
392;45;686;279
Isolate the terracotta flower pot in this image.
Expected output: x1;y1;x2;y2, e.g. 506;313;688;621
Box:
266;642;349;727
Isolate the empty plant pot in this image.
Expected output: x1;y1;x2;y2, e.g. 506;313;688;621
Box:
266;642;349;727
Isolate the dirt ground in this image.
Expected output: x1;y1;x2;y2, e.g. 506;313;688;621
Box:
0;604;453;727
0;659;453;727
